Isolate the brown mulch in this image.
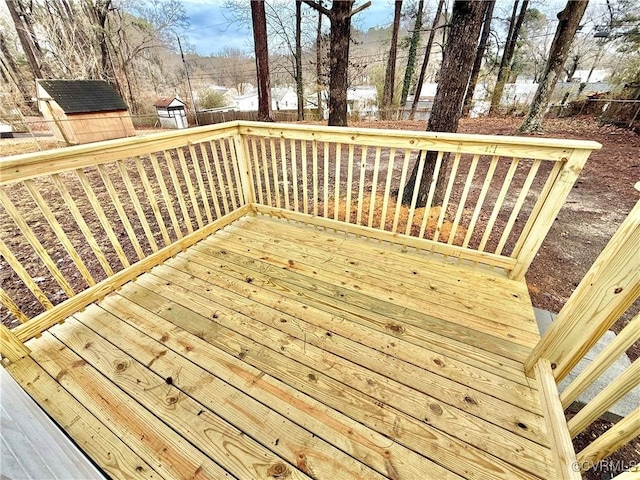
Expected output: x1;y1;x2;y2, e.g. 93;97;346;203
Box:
1;117;638;479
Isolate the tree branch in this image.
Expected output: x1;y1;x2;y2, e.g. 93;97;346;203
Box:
348;1;371;18
301;0;330;18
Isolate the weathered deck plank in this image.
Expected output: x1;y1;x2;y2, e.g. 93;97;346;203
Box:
5;215;554;480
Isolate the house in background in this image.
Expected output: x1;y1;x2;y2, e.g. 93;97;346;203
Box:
154;97;188;129
36;79;135;145
234;87;299;112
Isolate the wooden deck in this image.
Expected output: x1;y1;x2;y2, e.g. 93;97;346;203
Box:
7;214;553;480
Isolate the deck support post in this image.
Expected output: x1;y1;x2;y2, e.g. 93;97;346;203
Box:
534;359;581;480
0;324;30;365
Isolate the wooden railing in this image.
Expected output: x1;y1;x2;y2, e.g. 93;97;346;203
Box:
1;121;602;358
238;122;600;279
527;183;640;479
0;122;252;358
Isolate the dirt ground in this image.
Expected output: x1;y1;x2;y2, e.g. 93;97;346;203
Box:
1;116;638;478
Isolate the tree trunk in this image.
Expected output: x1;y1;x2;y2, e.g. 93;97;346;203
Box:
409;0;445;120
403;0;485;205
520;0;588;132
316;1;323;118
296;0;304;120
463;0;495;116
381;0;402;120
327;1;353;126
251;0;274;122
489;0;528;115
6;0;42;79
400;0;424;109
0;30;30;99
304;0;370;126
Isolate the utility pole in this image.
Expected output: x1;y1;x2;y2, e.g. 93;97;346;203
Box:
177;35;198;126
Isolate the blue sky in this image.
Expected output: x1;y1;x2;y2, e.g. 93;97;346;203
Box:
180;0;395;56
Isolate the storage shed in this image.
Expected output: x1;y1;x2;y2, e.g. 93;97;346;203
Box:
154;97;188;129
36;79;135;145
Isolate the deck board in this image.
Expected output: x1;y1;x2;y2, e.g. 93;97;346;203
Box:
6;215;555;480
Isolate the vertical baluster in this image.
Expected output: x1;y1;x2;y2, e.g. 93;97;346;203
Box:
176;147;203;229
259;137;272;206
367;147;382;228
495;159;541;255
50;174;115;277
0;187;76;295
95;165;145;260
189;144;213;224
345;144;355;223
134;156;172;246
404;151;426;236
251;138;265;205
478;157;520;252
210;141;230;214
0;288;29;323
0;239;54;309
269;137;281;209
462;155;499;248
356;146;368;225
433;153;461;243
323;142;329;218
75;169;130;268
418;151;445;239
228;136;246;205
391;150;412;234
448;154;479;245
289;138;299;211
24;179;96;285
163;150;194;234
220;139;239;211
280;137;290;210
199;143;223;219
312;140;319;215
333;143;342;221
380;148;396;231
149;152;183;239
301;140;309;214
116;159;160;252
511;160;563;258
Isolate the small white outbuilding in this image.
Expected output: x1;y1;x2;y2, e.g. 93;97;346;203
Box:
154;97;188;129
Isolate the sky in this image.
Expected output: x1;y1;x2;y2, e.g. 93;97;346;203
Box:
180;0;396;56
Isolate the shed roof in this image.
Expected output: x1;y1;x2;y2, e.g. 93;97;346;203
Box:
38;80;128;114
154;97;185;108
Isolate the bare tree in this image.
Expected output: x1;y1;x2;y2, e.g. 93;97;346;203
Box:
251;0;274;122
5;0;42;79
303;0;371;126
400;0;425;108
381;0;402;119
409;0;445;120
489;0;529;115
520;0;589;132
463;0;495;115
296;0;304;120
315;2;324;117
403;0;485;205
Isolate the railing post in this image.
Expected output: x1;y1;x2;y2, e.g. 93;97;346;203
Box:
509;148;592;281
233;128;256;207
525;183;640;380
0;324;31;365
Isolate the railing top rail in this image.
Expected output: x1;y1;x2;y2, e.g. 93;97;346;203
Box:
0;122;241;185
0;120;603;186
236;121;603;152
